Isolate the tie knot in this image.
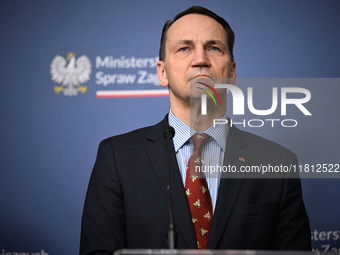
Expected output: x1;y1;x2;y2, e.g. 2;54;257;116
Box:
192;133;210;151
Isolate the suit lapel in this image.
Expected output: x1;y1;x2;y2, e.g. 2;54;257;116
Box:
145;116;197;248
207;126;250;249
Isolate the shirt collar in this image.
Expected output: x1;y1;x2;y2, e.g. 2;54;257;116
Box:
168;110;229;153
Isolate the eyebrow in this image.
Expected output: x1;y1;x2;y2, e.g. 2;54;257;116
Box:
174;40;194;46
173;39;226;47
206;39;225;46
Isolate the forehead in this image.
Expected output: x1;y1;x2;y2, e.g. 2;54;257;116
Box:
166;14;227;45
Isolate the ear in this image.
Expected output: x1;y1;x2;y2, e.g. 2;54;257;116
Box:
230;61;236;79
228;61;236;85
157;61;169;88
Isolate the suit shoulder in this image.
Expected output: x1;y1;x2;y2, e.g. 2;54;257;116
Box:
99;116;168;149
109;125;152;141
100;125;153;151
231;127;296;159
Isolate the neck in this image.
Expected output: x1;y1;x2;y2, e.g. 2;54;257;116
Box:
170;97;226;132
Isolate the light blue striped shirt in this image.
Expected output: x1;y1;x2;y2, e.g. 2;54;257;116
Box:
168;110;229;211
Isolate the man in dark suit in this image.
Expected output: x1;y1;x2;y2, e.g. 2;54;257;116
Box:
80;6;311;255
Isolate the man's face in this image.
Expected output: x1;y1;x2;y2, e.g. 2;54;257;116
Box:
157;14;236;106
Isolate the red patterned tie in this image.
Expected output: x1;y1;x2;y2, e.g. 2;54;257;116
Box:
185;133;213;249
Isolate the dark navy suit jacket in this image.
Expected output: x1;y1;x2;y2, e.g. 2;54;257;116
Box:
80;115;311;255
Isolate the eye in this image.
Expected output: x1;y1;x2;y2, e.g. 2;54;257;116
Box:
208;46;221;52
178;47;190;52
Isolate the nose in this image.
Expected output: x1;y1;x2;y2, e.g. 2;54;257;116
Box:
191;47;211;68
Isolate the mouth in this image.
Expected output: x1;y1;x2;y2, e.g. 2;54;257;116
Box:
189;74;214;83
191;74;211;79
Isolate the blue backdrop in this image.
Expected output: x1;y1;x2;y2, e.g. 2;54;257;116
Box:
1;1;339;254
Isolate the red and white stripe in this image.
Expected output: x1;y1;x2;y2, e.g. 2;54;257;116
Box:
96;89;169;98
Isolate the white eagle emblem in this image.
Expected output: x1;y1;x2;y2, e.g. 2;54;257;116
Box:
50;52;92;96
